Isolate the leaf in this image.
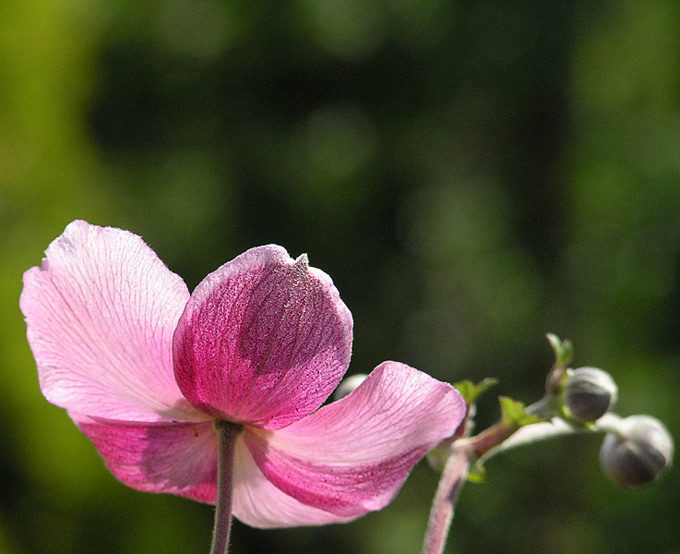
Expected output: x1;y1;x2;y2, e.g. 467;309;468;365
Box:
467;461;487;483
454;378;499;405
499;396;541;428
546;333;573;369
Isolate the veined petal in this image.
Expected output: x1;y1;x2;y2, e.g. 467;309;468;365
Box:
173;245;353;429
232;439;356;528
243;362;465;519
73;415;218;503
21;221;195;422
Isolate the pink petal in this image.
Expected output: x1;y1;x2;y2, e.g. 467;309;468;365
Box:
21;221;197;422
232;439;356;528
73;415;218;502
242;362;465;520
173;245;353;429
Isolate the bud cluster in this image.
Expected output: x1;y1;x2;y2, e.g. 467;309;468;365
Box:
542;338;674;489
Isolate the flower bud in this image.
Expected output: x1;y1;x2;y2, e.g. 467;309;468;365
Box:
563;367;617;422
599;415;674;488
333;373;368;401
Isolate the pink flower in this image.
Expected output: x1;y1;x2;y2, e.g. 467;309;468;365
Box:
21;221;464;528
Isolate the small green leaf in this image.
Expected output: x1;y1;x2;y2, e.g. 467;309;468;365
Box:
454;378;499;405
499;396;541;428
545;334;573;395
547;333;573;369
467;460;487;483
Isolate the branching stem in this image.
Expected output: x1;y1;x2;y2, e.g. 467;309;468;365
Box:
421;396;622;554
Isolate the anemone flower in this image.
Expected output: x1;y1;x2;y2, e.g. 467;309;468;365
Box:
21;221;464;550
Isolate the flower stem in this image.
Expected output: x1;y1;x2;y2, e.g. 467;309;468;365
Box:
482;412;622;461
421;448;470;554
210;421;242;554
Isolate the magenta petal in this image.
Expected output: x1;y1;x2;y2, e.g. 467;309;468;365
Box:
232;439;356;528
20;221;195;422
173;245;353;429
73;415;218;503
242;362;465;521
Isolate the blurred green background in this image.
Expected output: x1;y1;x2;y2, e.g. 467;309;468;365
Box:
1;0;679;552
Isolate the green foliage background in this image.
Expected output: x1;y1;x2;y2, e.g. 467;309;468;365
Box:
1;1;678;552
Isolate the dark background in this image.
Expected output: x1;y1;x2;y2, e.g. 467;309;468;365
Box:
1;1;678;552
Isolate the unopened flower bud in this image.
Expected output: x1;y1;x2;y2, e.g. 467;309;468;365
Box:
334;374;368;401
599;415;674;488
564;367;617;422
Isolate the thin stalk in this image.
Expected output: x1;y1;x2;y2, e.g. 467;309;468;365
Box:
210;421;242;554
482;412;622;461
421;448;470;554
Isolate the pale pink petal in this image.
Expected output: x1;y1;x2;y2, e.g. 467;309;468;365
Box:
73;415;218;503
21;221;197;422
173;245;353;429
242;362;465;519
232;438;356;528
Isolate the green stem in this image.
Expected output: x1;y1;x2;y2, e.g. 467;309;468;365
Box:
210;421;242;554
482;412;622;461
461;396;555;460
421;448;470;554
